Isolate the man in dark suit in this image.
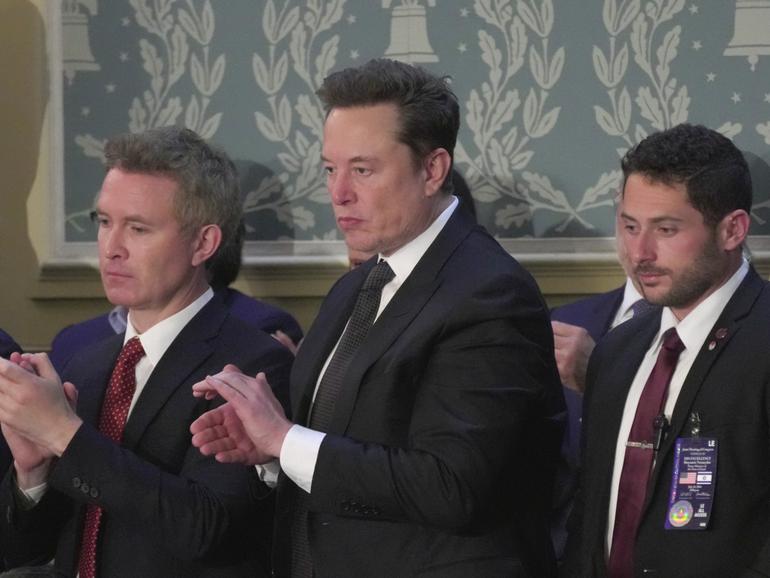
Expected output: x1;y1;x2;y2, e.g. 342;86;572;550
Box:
188;58;564;578
0;127;292;577
564;124;769;577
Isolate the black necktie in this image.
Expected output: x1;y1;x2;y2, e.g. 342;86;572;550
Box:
308;259;395;430
290;260;394;578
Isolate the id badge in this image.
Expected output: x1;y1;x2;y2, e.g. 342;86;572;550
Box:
665;437;717;530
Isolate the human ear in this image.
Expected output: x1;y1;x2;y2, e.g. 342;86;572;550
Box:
191;224;222;267
718;209;750;251
423;148;452;198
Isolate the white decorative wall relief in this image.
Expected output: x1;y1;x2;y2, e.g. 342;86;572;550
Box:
51;0;770;263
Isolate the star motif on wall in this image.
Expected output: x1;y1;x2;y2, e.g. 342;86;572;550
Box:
689;4;699;14
706;72;716;82
731;92;741;103
350;49;359;60
81;107;90;117
764;93;770;103
458;43;467;53
105;84;116;93
121;17;131;26
119;52;129;62
347;14;356;24
460;8;469;17
692;40;702;50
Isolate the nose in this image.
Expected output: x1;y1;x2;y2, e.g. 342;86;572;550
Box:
629;229;656;265
99;226;127;260
329;172;354;206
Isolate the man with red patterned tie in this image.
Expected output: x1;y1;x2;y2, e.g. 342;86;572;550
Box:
0;127;292;577
563;124;770;577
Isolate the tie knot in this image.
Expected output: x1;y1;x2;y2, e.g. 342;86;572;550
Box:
362;260;395;292
661;328;684;354
120;336;145;365
630;298;657;319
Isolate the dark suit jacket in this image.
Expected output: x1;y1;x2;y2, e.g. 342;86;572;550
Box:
0;330;21;360
49;288;303;373
274;209;565;577
0;294;294;577
564;267;770;577
549;287;624;558
0;330;21;513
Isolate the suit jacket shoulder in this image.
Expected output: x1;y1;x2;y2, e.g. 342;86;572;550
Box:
49;314;115;373
221;288;303;345
0;328;21;359
551;286;624;341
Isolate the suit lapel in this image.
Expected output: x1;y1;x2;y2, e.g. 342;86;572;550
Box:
121;296;227;448
75;336;124;427
592;287;624;339
328;209;475;434
647;267;764;492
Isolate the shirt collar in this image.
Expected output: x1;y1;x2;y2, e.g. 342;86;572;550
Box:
379;195;458;282
125;287;214;367
617;277;646;320
654;258;749;354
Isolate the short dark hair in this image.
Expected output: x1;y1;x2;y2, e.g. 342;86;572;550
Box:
317;58;460;193
103;126;242;275
621;123;752;227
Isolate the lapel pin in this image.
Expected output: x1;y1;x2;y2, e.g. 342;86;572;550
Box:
714;327;728;340
708;341;716;351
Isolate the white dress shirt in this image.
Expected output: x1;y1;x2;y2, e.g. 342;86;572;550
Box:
610;278;647;329
605;260;749;554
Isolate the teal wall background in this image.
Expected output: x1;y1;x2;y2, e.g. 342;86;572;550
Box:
57;0;770;259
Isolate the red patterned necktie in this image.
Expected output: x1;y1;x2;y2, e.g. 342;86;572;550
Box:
77;336;145;578
608;328;685;578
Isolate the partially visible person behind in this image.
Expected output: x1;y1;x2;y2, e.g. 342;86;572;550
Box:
49;223;303;374
0;329;21;360
0;126;293;577
564;124;769;577
0;328;21;502
550;204;659;559
189;58;563;578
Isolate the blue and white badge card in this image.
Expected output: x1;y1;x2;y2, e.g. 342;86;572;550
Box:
665;437;717;530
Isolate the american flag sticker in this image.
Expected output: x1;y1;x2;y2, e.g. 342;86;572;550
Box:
679;471;697;485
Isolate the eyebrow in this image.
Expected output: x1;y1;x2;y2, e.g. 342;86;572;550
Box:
620;212;684;224
320;155;377;164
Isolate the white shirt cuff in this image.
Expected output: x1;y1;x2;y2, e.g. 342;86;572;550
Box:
279;424;325;493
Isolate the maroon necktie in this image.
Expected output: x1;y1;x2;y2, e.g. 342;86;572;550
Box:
77;336;145;578
608;328;684;578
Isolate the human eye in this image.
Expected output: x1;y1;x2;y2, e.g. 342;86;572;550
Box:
622;221;638;235
90;211;109;228
323;165;335;176
353;166;372;176
658;225;677;236
129;223;149;234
